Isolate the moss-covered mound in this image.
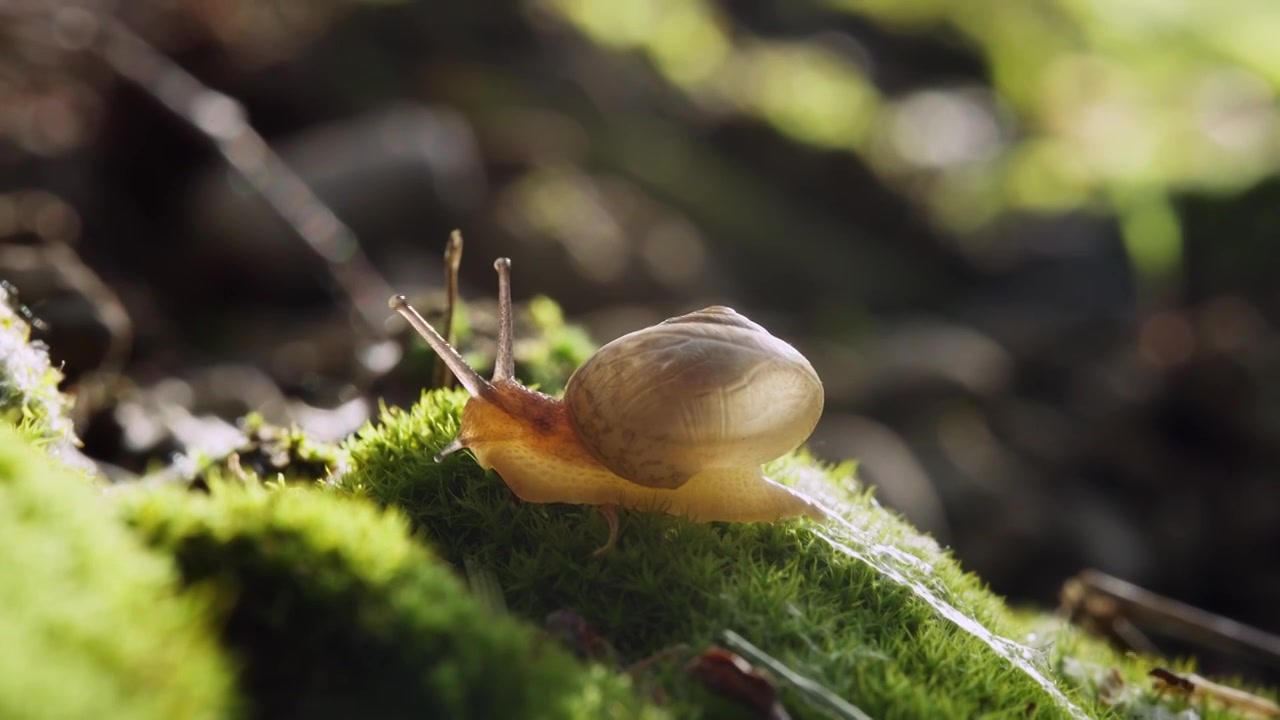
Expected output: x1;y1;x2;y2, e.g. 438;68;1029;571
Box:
338;389;1091;718
341;388;1280;719
0;285;80;456
0;424;235;720
117;480;663;720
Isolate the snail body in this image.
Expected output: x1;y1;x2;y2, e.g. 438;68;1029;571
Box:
391;256;826;551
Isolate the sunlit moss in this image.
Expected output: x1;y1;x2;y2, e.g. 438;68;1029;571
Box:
340;388;1107;718
0;284;79;456
336;385;1279;718
0;424;236;720
117;479;663;719
182;413;345;487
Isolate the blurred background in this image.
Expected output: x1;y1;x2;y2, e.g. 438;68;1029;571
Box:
3;0;1279;685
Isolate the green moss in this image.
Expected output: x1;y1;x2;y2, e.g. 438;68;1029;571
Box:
0;284;80;455
338;390;1278;719
337;391;1068;717
186;413;343;487
1009;611;1279;720
0;423;236;720
116;479;663;720
517;295;597;393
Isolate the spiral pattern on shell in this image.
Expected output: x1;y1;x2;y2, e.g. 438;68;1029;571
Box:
563;306;824;489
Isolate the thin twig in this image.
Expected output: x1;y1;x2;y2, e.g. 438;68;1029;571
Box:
1063;569;1280;670
434;230;463;389
1150;667;1280;718
74;10;393;334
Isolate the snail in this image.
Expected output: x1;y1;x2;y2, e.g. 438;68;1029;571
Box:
390;256;827;554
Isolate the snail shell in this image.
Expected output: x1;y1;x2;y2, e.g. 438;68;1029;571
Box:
564;306;824;489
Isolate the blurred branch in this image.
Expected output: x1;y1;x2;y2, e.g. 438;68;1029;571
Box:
1062;569;1280;671
62;8;394;334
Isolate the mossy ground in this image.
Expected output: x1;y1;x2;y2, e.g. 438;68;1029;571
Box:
115;478;663;720
0;424;235;720
177;412;344;488
340;388;1278;719
4;289;1275;719
0;284;81;456
340;390;1050;718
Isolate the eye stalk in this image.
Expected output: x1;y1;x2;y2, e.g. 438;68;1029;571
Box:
389;293;490;399
388;256;517;399
492;257;514;383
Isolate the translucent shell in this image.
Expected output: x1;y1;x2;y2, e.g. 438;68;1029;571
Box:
563;306;824;489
